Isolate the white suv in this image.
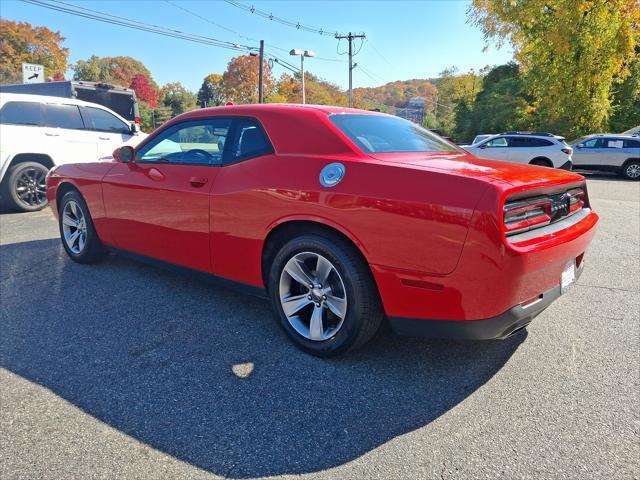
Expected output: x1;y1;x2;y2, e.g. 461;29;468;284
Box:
463;132;573;170
0;93;147;211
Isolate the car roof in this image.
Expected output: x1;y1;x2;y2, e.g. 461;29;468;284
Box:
0;91;130;123
175;103;388;121
0;91;115;110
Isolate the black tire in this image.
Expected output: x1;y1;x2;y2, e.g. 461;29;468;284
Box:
621;160;640;181
1;161;49;212
58;190;108;264
529;158;553;168
268;233;383;357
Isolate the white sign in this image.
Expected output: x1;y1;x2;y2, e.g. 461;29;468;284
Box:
22;63;45;84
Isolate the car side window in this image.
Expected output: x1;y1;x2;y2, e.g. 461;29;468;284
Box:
230;119;273;162
82;106;130;134
137;119;231;166
623;139;640;149
0;101;44;126
44;104;85;130
604;138;624;149
485;137;508;147
508;137;530;147
582;138;601;148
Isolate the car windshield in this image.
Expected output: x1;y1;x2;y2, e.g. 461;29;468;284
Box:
330;114;460;154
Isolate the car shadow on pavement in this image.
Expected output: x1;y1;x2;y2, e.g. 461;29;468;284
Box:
1;238;526;478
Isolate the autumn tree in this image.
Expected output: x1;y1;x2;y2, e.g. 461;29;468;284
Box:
73;55;159;90
469;0;640;137
0;19;69;83
222;55;274;104
160;82;196;117
129;74;158;108
196;73;226;107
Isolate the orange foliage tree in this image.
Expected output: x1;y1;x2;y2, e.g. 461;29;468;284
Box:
0;19;69;83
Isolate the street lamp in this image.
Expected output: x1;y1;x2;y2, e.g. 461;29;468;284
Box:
289;49;315;104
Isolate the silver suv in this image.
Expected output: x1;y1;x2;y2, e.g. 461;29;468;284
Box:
572;134;640;180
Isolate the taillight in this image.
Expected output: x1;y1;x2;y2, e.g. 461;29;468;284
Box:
134;116;141;124
567;187;585;213
503;196;552;235
561;147;572;155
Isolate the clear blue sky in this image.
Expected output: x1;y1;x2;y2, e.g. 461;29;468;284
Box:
1;0;514;91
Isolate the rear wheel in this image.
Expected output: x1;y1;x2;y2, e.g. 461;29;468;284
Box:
58;190;108;264
268;234;383;357
621;161;640;180
529;158;553;168
2;162;49;212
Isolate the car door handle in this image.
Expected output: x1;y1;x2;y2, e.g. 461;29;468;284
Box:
190;177;208;187
99;136;110;140
45;132;60;137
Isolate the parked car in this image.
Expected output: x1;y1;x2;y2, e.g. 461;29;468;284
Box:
0;80;141;127
0;92;147;211
463;132;573;169
46;105;598;356
572;134;640;180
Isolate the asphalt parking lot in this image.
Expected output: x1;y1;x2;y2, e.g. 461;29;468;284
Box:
0;173;638;479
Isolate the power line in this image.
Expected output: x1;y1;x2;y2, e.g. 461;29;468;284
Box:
223;0;345;37
22;0;256;53
165;0;345;63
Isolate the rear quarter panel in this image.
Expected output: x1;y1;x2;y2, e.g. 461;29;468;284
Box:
210;154;490;287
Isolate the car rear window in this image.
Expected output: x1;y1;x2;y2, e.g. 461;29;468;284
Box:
44;104;84;130
329;114;460;153
0;101;44;126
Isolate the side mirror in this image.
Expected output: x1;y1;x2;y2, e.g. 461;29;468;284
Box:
576;144;584;148
130;122;141;134
479;144;487;149
113;145;135;163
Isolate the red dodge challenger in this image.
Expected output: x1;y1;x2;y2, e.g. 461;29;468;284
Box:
46;105;599;356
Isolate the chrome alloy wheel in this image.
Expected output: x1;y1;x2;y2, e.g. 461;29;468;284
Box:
626;163;640;179
15;167;47;208
62;200;87;254
279;251;348;341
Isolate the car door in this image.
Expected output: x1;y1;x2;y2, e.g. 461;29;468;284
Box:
80;105;135;160
101;118;231;273
0;100;52;166
600;137;629;167
475;136;511;161
573;138;604;166
42;103;98;164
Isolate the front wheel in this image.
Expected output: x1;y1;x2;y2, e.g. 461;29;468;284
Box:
621;161;640;181
58;190;108;264
268;234;383;357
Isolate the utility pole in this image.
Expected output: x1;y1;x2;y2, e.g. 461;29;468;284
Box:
258;40;264;103
335;32;366;108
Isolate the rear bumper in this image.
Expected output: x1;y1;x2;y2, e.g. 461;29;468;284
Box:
389;261;583;340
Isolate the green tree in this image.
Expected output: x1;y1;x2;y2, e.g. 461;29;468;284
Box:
434;67;486;136
610;54;640;132
160;82;196;117
0;19;69;83
469;0;640;137
197;73;226;107
453;63;533;141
